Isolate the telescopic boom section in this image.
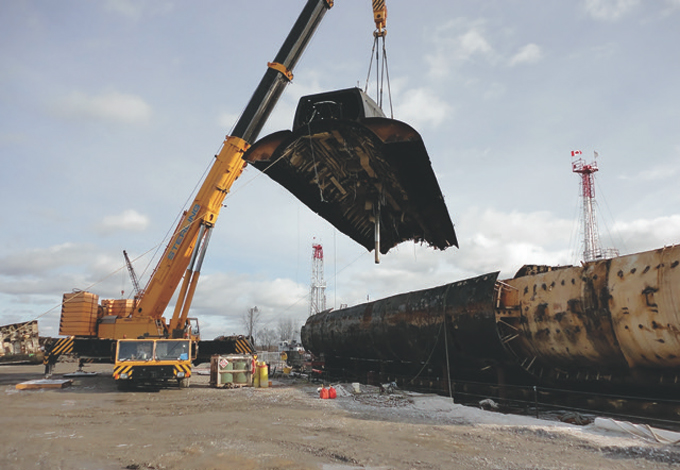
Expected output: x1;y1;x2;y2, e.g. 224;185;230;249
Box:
133;0;333;335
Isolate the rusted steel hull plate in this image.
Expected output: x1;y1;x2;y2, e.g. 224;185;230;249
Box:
244;117;457;254
301;273;502;379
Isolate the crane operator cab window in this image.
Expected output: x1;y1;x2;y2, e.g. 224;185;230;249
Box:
155;340;191;361
117;340;154;362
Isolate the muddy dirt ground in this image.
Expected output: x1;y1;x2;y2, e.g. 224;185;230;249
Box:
1;363;679;470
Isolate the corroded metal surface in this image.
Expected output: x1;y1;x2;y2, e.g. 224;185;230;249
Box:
0;320;40;361
497;245;680;384
244;88;457;254
302;273;502;378
303;245;680;392
498;263;629;370
608;246;680;369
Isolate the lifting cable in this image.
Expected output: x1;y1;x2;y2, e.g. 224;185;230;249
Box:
364;0;393;118
32;3;393;326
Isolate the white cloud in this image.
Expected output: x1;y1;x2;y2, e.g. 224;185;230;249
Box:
188;272;309;338
104;0;174;21
455;28;494;60
96;209;150;233
583;0;640;21
106;0;144;20
218;112;241;132
454;208;575;276
328;208;578;307
0;243;85;277
613;215;680;252
53;91;152;124
394;87;452;128
425;20;495;79
618;158;680;181
509;43;544;67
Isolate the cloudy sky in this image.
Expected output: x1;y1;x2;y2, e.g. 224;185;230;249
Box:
2;0;679;340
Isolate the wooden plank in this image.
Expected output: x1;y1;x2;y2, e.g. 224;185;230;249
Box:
15;379;73;390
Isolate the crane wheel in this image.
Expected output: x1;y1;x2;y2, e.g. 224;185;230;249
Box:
178;377;190;389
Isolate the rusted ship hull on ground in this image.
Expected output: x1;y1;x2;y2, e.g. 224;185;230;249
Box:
302;245;680;397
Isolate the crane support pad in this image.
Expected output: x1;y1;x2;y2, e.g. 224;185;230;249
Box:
243;88;457;254
16;379;72;390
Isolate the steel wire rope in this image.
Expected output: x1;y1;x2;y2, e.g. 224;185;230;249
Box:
306;110;325;202
363;33;393;117
444;378;680;428
111;119;330;317
275;248;372;315
380;36;394;119
406;316;446;386
0;321;41;343
26;16;340;328
441;283;454;400
368;370;680;430
136;155;216;292
29;243;172;324
604;420;680;446
441;385;680;432
398;385;680;436
568;182;583;264
27;153;214;323
452;377;680;406
31;261;139;322
363;36;379;96
30;150;239;325
325;369;680;433
594;177;627;255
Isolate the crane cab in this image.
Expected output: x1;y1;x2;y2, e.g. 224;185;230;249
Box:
113;338;193;389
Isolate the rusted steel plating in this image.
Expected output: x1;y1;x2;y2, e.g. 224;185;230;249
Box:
303;245;680;390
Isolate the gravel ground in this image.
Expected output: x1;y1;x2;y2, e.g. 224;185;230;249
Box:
1;363;679;470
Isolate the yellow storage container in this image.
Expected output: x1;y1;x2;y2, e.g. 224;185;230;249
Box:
258;362;269;388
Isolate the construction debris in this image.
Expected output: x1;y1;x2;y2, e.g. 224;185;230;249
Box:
1;320;41;363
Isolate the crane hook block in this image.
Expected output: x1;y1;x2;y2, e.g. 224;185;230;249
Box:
372;0;387;36
268;62;294;82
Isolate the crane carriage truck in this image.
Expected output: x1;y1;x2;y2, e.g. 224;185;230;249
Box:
46;0;334;388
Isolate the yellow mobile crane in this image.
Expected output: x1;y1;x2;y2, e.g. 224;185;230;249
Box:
48;0;334;388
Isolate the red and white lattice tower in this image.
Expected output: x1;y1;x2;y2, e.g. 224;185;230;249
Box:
571;151;618;262
309;242;326;316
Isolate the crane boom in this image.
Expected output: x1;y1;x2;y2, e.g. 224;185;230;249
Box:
57;0;334;342
137;0;333;338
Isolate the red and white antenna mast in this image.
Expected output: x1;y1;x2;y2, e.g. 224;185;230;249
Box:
571;150;618;262
309;241;326;316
